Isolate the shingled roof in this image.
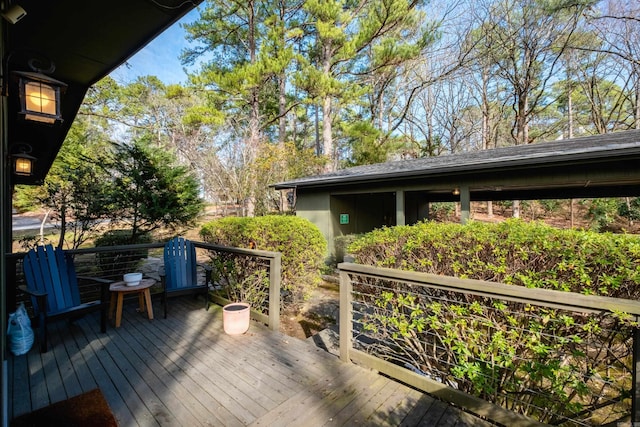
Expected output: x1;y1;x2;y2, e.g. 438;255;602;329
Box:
274;130;640;191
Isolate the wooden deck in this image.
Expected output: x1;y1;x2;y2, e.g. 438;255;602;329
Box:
9;296;493;426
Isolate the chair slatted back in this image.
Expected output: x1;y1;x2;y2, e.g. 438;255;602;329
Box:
164;237;198;290
23;244;81;315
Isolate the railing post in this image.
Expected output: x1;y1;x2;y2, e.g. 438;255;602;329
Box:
634;326;640;424
339;265;352;363
268;253;281;331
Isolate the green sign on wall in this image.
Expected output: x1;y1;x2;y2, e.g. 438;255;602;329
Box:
340;213;349;225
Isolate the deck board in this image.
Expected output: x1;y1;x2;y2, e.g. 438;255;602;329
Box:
10;296;494;426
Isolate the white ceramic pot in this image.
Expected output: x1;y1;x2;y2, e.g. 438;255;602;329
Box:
222;303;251;335
123;272;143;287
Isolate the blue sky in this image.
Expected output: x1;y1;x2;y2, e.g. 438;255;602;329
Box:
110;9;201;85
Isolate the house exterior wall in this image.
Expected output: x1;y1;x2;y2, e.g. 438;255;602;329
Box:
296;190;400;260
1;20;9;427
289;141;640;261
295;191;332;255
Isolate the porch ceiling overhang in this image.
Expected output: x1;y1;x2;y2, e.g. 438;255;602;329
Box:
274;130;640;200
5;0;201;185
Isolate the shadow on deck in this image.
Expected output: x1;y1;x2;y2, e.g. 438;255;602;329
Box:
9;296;493;426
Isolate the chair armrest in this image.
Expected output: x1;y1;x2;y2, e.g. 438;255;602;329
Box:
18;285;48;317
18;284;47;298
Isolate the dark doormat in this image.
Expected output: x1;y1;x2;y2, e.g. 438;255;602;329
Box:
11;388;118;427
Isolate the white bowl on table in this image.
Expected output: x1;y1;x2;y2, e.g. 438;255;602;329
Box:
123;272;143;287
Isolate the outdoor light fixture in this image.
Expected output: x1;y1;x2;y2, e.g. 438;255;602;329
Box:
1;4;26;24
11;143;36;176
452;188;460;196
14;70;66;124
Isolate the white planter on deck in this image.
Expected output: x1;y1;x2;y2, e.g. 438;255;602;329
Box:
222;302;251;335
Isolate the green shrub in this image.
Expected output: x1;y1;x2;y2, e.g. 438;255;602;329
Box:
347;219;640;423
200;215;327;305
582;198;618;231
94;229;152;279
429;202;455;220
348;219;640;298
618;197;640;222
539;199;562;214
334;234;361;264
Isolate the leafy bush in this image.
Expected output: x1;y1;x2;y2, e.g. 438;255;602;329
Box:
209;253;270;311
618;197;640;222
200;215;327;306
582;198;618;231
539;198;562;214
348;219;640;298
334;234;361;264
94;229;152;279
354;279;634;425
347;220;640;424
429;202;455;220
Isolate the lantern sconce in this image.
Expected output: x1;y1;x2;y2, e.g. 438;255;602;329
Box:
452;187;460;196
1;4;26;24
14;69;66;124
11;143;36;176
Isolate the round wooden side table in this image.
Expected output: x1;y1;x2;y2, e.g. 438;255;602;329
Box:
109;278;155;328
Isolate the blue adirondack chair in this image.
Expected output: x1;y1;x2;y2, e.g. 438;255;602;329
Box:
161;237;211;318
21;244;111;353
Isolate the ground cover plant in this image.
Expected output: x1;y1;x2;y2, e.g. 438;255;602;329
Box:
347;220;640;425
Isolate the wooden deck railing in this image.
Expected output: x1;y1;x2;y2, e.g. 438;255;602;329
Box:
193;241;281;331
339;262;640;427
15;242;640;425
10;241;281;331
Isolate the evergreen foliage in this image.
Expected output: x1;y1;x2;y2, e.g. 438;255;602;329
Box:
14;119;113;249
100;137;204;240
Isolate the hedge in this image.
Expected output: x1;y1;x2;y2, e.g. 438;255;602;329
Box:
346;219;640;424
200;215;327;306
348;219;640;298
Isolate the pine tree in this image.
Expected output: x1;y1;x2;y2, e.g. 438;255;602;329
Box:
301;0;432;171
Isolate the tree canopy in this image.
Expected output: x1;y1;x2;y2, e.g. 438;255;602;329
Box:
15;0;640;222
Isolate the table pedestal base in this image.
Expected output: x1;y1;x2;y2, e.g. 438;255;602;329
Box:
109;279;155;328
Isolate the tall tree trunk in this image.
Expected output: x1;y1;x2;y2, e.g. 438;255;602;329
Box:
322;95;334;171
512;91;528;218
635;72;640;130
248;0;259;147
246;0;259;217
322;41;335;171
570;199;575;228
278;1;287;144
279;74;286;144
481;65;493;218
516;92;528;145
568;80;575;226
568;86;574;138
315;104;321;156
